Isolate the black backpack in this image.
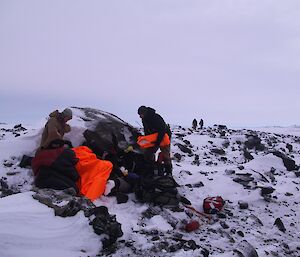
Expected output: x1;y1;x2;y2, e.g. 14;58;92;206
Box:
135;175;180;207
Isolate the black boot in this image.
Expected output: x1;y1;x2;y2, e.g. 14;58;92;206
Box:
164;164;173;176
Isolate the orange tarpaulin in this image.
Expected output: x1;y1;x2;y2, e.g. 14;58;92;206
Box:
73;146;113;201
137;133;170;149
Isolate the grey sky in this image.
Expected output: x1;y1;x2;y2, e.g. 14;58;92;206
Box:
0;0;299;127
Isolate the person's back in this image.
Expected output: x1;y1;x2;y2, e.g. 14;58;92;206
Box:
40;109;72;150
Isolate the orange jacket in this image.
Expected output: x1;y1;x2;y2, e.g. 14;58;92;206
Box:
137;133;170;149
73;146;113;201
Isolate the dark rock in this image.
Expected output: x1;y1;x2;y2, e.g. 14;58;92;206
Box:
238;201;249;209
169;243;182;252
225;169;235;175
234;240;259;257
192;154;200;165
272;151;298;171
237;231;245;237
238;166;245;170
54;199;82;217
201;248;210;257
173;153;182;162
214;124;227;130
0;178;18;197
261;187;275;196
244;134;265;151
91;206;123;248
176;143;192;154
217;212;227;219
286;143;293;152
183;240;199;251
243;149;254;160
285;192;293;196
220;221;229;229
295;171;300;177
193;181;204;188
219;131;226;137
183;139;191;145
274;218;286;232
19;155;33;168
211;148;225;155
77;107;142;155
233;174;254;186
220;157;227;161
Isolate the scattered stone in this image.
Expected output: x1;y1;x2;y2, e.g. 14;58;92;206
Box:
6;171;20;176
173;153;182;162
274;218;286;233
217;212;227;219
238;201;249;209
220;221;229;229
211;148;226;155
237;231;245;237
243;149;254;160
286;143;293;152
225;169;235;175
175;143;192;154
285;192;293;196
193;181;204;188
261;187;275;196
234;240;259;257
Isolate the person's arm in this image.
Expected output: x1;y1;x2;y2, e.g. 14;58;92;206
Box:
64;124;71;133
47;119;63;139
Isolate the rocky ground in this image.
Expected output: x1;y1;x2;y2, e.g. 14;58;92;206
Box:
0;111;299;257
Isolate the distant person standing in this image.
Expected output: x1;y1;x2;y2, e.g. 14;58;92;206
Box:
192;119;198;130
39;108;73;151
199;119;204;129
137;106;172;174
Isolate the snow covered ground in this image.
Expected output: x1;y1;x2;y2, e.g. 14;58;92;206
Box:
0;109;299;257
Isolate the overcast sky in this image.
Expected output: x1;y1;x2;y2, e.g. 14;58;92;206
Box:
0;0;299;127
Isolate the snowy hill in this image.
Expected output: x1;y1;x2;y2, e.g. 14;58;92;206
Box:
0;108;300;257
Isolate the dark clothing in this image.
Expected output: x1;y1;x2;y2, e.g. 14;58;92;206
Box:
139;107;172;170
192;119;197;130
32;147;79;192
199;119;204;129
141;107;169;147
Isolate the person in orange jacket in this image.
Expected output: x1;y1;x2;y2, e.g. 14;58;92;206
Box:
137;106;172;174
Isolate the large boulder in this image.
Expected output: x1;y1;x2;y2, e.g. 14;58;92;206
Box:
71;107;141;155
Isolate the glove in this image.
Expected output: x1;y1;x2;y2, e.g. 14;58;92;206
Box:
124;145;133;153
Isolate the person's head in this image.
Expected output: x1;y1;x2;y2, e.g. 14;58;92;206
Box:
62;108;73;122
138;106;147;118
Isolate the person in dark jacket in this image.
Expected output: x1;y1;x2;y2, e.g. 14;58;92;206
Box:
137;106;172;173
192;119;197;130
199;118;204;129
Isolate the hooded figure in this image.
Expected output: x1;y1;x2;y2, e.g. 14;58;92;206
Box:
137;106;172;174
39;108;73;150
